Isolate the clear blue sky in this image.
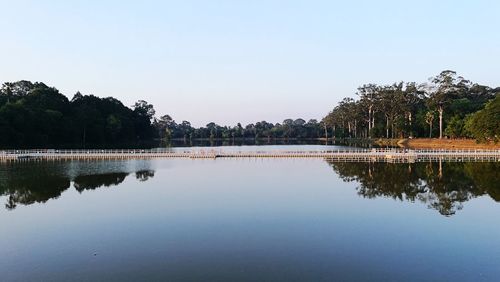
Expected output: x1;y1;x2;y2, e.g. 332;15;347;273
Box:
1;0;498;127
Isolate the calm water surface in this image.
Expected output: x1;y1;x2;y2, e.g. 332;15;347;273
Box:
1;146;499;281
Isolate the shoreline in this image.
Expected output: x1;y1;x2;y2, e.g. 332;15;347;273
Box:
173;137;500;149
341;138;500;149
2;138;498;150
397;138;500;150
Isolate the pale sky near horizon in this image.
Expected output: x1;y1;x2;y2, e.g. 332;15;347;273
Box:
0;0;498;127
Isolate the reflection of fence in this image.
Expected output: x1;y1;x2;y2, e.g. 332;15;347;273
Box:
1;148;499;162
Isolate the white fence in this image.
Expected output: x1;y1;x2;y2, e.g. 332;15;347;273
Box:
1;148;499;162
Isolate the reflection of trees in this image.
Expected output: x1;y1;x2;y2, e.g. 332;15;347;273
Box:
0;174;70;210
416;162;476;216
0;163;155;210
463;163;500;201
327;161;500;216
135;170;155;182
0;163;70;210
73;173;129;192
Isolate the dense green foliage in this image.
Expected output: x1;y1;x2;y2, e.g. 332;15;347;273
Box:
0;81;156;148
464;95;500;142
322;70;499;141
0;81;326;148
154;116;323;141
1;72;498;148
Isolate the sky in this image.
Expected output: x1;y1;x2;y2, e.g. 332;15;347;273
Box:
0;0;498;127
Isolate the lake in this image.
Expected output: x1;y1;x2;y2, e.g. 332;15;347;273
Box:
1;145;499;281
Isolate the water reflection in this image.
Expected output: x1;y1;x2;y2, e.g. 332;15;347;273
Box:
327;160;500;216
135;170;155;181
166;138;373;148
0;161;155;210
1;159;498;216
73;173;130;192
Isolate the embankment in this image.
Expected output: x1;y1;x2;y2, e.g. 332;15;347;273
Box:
398;138;500;149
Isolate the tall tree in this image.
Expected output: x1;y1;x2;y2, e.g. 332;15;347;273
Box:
357;83;380;138
402;82;425;138
428;70;470;139
425;111;435;138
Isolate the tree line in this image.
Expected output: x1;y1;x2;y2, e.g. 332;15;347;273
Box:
0;81;157;148
1;72;498;148
322;70;499;142
154;116;324;141
0;80;324;148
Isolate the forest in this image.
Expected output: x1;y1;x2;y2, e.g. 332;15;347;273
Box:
0;70;498;148
152;70;500;143
0;81;156;148
0;80;324;148
323;70;499;142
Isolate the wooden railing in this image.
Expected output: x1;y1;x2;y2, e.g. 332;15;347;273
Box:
1;148;499;162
